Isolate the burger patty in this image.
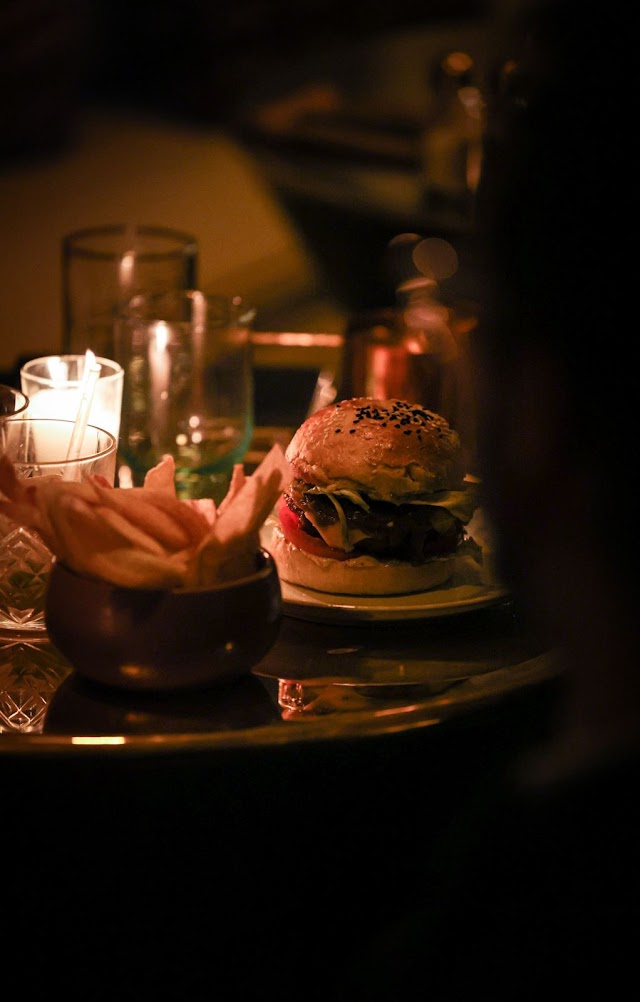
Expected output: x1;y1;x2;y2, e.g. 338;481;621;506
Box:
285;492;464;563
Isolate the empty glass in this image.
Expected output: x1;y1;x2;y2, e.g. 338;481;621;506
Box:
115;290;255;502
62;224;198;358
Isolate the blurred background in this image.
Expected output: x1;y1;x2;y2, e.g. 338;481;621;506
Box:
0;0;493;428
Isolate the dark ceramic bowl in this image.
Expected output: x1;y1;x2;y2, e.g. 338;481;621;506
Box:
44;550;282;692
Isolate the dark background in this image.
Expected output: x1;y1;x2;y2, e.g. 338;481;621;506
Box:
1;0;489;162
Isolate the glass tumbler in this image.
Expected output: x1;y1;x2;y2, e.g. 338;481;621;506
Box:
62;224;198;358
0;418;117;632
0;384;29;420
115;290;255;502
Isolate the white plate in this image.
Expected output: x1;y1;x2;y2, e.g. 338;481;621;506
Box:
260;510;509;625
278;578;509;624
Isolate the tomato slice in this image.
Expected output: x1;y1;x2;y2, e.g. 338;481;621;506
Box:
277;495;352;561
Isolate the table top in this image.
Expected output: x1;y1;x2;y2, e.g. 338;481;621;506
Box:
0;595;560;756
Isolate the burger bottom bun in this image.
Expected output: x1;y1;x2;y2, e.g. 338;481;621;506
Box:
269;525;455;597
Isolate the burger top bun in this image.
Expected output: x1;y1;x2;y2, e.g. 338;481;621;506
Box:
285;398;466;501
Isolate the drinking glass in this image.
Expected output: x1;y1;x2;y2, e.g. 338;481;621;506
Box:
0;384;29;419
115;290;255;501
0;418;117;632
62;224;199;358
21;354;124;441
0;635;71;733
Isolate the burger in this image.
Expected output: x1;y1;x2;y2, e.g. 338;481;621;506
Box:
271;397;479;596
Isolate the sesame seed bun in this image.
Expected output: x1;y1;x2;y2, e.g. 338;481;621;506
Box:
285;397;466;503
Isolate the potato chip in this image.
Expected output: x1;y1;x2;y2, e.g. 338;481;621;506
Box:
91;483;206;550
0;442;291;590
193;444;289;585
216;463;246;518
1;463;102;551
46;495;189;587
183;496;216;526
74;546;188;589
98;549;188;589
46;494;136;575
91;504;168;556
143;454;177;494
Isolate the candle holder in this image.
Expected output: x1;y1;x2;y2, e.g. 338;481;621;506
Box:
20;353;124;441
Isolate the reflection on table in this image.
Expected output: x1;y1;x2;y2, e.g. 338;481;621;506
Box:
1;597;561;752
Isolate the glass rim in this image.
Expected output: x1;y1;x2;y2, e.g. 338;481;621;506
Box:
62;224;198;261
126;289;256;327
0;384;29;418
1;417;117;466
20;354;123;390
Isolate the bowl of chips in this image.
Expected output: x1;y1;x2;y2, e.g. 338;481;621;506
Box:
1;444;290;692
44;548;282;692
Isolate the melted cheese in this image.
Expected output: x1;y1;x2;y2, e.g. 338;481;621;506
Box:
301;481;471;553
303;507;369;551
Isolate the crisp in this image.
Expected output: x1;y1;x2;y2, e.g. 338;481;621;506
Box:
0;446;290;590
190;445;287;586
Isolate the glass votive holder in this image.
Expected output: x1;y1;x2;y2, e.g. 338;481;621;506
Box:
20;353;124;441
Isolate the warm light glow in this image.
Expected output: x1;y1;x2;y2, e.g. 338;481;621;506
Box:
148;326;172;444
442;50;474;76
72;736;127;745
192;290;207;333
251;332;343;348
45;355;68;385
26;350;120;439
152;321;170;352
119;250;135;292
118;464;133;488
46;349;99;386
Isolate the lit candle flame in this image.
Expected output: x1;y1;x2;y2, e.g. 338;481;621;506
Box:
119;251;135;295
149;322;172;447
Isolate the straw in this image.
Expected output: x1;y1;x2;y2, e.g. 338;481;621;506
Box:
64;355;102;474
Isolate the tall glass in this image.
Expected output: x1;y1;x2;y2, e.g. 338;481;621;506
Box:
115;290;255;502
62;225;198;358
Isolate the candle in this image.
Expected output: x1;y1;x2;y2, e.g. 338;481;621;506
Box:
21;351;124;439
148;321;172;449
27;386;116;437
118;249;136;301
